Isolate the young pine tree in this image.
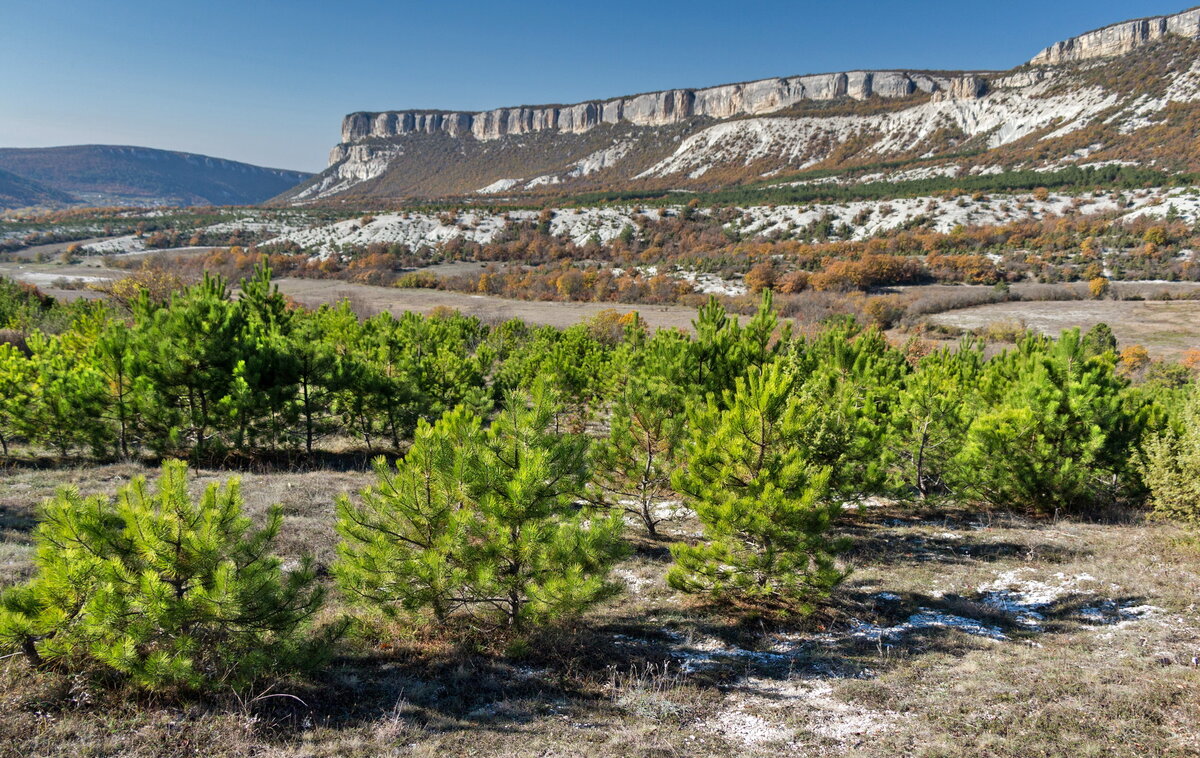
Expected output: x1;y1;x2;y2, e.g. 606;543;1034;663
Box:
334;407;481;623
669;361;848;612
221;262;300;452
95;320;147;460
288;307;342;454
886;341;983;499
0;461;326;692
0;342;32;457
334;388;626;633
688;291;785;402
1143;380;1200;524
958;330;1144;514
588;377;686;538
471;386;627;630
131;273;245;455
790;324;906;498
21;331;112;458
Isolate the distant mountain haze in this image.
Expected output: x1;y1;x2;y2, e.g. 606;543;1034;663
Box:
0;145;311;208
0;167;76;209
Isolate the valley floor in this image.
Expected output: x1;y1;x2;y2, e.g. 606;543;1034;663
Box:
928;298;1200;357
6;255;1200;355
1;464;1198;756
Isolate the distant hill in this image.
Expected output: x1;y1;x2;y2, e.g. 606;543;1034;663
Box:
0;166;75;209
0;145;312;207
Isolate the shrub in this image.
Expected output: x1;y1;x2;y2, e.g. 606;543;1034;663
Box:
957;331;1145;514
0;461;326;692
588;377;686;538
864;295;905;329
669;361;848;612
335;388;627;633
334;407;481;623
1081;322;1118;358
1143;382;1200;524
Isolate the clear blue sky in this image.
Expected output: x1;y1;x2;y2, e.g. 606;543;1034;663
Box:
0;0;1187;172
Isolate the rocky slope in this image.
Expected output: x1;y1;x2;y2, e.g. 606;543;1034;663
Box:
281;6;1200;204
0;145;311;207
262;185;1200;256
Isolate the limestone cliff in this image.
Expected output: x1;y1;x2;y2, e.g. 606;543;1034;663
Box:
1030;6;1200;65
340;71;992;143
278;5;1200;204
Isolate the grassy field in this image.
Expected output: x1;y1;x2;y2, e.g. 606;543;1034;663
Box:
2;462;1198;757
929;299;1200;357
273;278;710;332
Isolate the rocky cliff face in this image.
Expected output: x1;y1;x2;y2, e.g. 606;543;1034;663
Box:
1030;6;1200;65
340;71;992;143
278;6;1200;204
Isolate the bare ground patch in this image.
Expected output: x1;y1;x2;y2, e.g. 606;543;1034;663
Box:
273;278;707;332
928;299;1200;356
1;469;1198;756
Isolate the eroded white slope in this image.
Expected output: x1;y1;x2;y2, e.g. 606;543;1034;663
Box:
639;86;1122;179
264;187;1198;254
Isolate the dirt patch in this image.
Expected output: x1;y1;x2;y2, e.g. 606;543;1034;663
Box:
928;299;1200;355
274;277;707;332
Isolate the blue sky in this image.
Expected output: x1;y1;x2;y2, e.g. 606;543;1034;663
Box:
0;1;1187;172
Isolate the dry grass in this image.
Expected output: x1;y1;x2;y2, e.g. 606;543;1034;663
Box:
1;467;1199;756
926;298;1200;357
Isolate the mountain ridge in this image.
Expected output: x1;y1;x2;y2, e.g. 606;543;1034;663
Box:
0;145;312;208
1030;5;1200;64
280;6;1200;205
0;167;75;210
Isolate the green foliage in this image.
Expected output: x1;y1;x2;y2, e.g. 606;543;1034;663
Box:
131;271;246;454
886;341;983;498
335;387;626;632
345;308;493;449
1081;322;1118;359
0;461;326;692
669;361;848;611
0;276;102;334
0;341;32;457
688;291;786;401
695;164;1184;208
1143;381;1200;524
494;322;613;427
790;322;907;497
0;262;1168;525
588;375;686;537
471;385;627;630
957;330;1147;514
334;408;481;622
21;330;112;457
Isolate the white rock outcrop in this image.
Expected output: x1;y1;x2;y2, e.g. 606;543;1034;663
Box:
1030;7;1200;65
338;71;995;144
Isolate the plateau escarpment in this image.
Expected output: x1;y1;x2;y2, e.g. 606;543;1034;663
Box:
1030;6;1200;65
339;71;983;143
280;6;1200;205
